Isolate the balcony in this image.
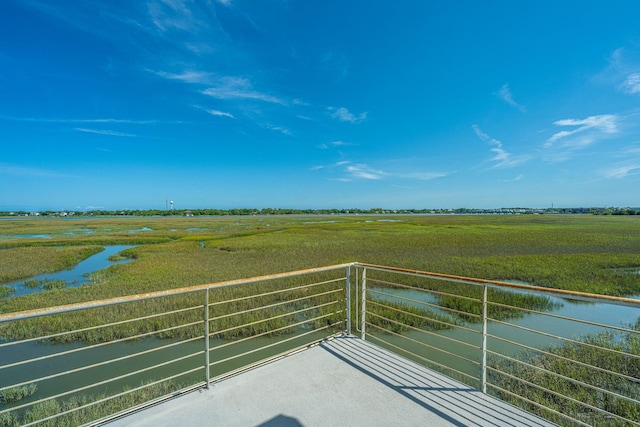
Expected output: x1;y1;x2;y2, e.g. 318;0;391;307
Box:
1;263;638;426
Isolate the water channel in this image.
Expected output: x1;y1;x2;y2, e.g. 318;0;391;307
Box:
1;245;135;298
366;285;640;384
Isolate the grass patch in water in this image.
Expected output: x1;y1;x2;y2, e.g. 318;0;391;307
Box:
22;278;67;291
0;384;38;404
0;287;14;298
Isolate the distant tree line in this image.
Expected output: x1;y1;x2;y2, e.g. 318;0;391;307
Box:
2;207;639;217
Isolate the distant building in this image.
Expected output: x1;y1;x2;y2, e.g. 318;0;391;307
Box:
185;210;194;217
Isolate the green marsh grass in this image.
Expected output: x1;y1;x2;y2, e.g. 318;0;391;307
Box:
0;384;37;404
488;317;640;426
0;380;189;427
0;246;103;285
2;215;640;338
1;215;640;425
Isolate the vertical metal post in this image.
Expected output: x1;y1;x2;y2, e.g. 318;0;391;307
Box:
204;288;210;389
355;266;360;332
361;267;367;340
346;265;352;335
481;284;488;394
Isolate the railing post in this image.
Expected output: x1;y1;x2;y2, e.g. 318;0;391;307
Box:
205;288;210;389
355;266;360;332
481;284;488;394
346;265;352;335
361;267;367;340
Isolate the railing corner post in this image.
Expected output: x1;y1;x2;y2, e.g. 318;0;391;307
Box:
361;267;367;340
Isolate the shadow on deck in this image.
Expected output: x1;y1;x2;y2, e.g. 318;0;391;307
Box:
105;336;556;427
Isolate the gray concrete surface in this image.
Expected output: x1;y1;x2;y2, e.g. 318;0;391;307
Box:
105;336;557;427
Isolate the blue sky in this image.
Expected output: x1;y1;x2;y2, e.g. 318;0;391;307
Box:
2;1;640;211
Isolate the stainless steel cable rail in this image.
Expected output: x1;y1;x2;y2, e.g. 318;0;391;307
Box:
1;262;639;426
354;262;640;427
0;264;351;426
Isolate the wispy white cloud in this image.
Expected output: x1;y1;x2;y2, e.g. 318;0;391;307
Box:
267;125;291;135
495;84;526;112
472;125;529;168
328;107;367;123
203;77;285;105
601;164;640;179
207;109;235;119
152;69;214;84
311;161;384;180
400;171;449;180
318;140;347;149
602;48;640;95
501;174;524;183
0;115;161;124
147;0;206;33
545;114;618;148
75;128;138;137
621;73;640;94
0;163;70;178
313;160;449;182
345;163;386;180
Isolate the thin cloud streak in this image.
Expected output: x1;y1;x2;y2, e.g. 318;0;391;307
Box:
75;128;138;137
0;115;163;124
207;110;235;119
313;161;449;182
601;164;640;178
495;84;526;112
472;125;528;168
318;140;348;149
346;164;386;180
328;107;367;123
545;114;618;148
152;69;214;84
622;73;640;94
202;77;285;105
147;0;207;33
0;163;71;178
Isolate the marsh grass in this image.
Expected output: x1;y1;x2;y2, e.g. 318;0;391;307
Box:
22;279;67;291
0;246;103;285
0;384;38;404
488;317;640;426
0;287;13;298
364;271;560;325
0;271;346;344
1;215;640;426
2;215;639;340
0;380;189;427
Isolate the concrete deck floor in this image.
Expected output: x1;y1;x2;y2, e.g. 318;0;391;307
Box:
106;336;557;427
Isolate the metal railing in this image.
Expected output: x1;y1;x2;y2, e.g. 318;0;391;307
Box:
1;262;639;426
0;264;350;426
355;263;640;427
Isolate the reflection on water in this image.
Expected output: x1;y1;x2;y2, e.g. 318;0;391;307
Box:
128;227;152;233
0;328;333;413
0;234;51;239
366;285;640;381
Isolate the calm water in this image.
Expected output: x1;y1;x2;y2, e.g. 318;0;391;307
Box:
366;286;640;381
2;245;135;298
